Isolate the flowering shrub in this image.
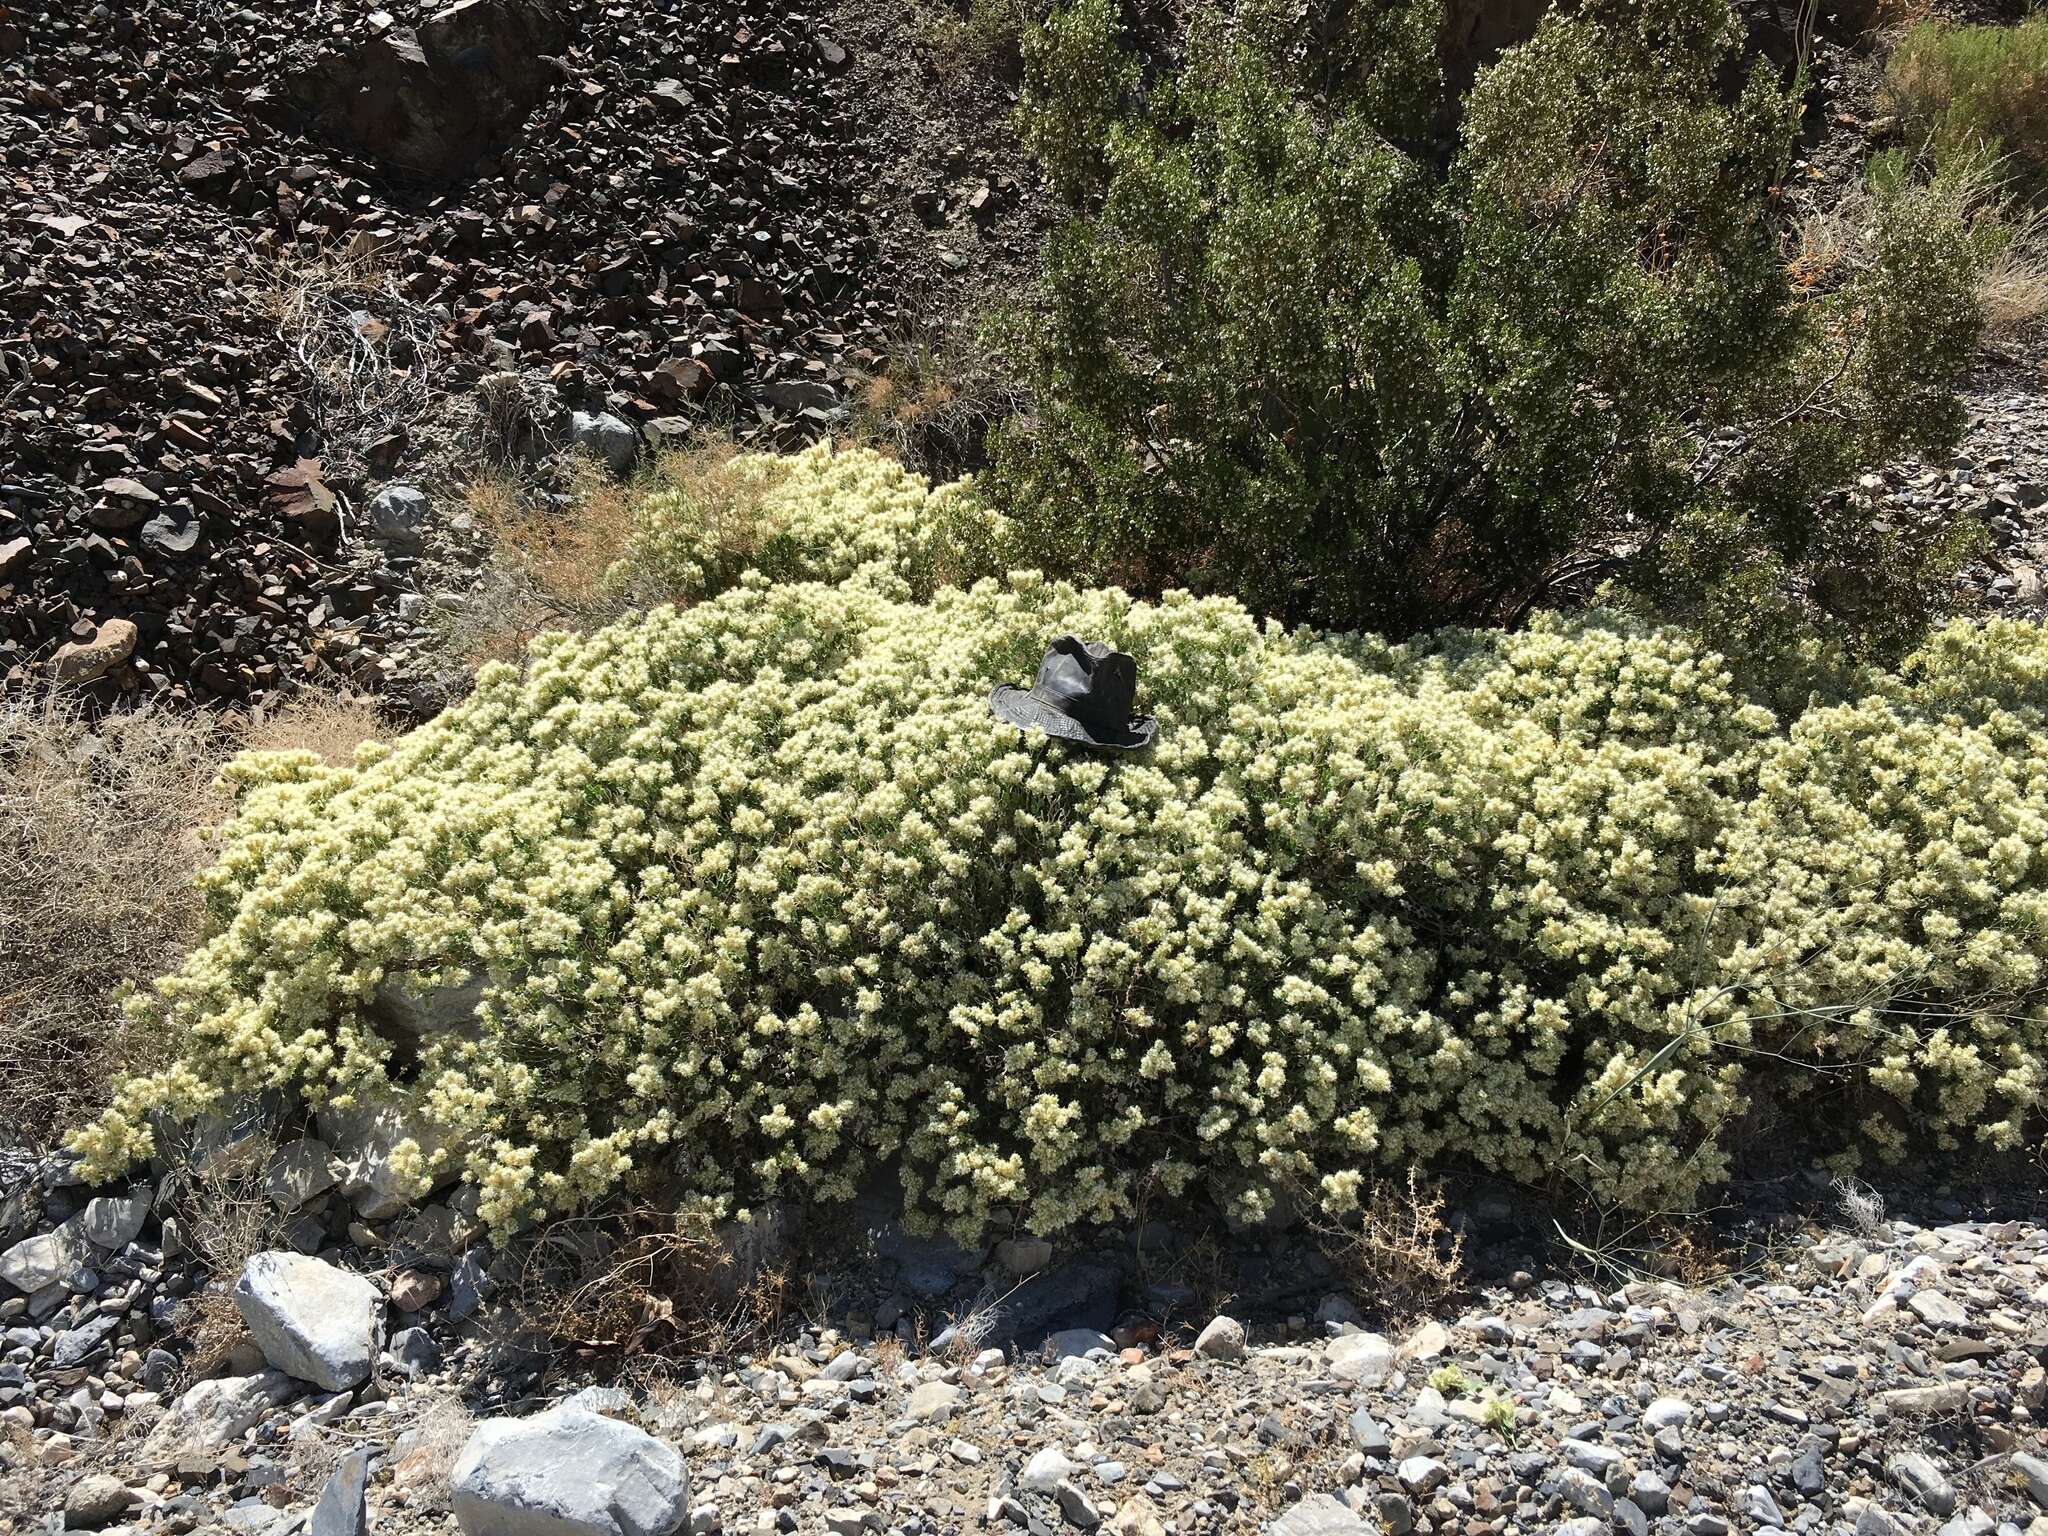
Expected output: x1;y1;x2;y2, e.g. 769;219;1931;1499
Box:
70;566;2048;1238
607;439;1001;606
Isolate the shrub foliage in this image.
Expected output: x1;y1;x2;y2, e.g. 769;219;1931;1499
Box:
989;0;1993;661
608;439;999;606
1886;17;2048;196
71;454;2048;1238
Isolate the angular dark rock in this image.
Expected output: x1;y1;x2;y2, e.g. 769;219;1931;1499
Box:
291;0;574;182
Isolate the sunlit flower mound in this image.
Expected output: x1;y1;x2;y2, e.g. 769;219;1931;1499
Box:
607;438;1001;605
71;569;2048;1238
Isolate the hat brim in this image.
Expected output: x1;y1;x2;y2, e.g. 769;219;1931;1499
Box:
990;686;1157;751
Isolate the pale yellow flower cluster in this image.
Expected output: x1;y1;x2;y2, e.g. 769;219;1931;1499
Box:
67;457;2048;1240
608;439;1002;605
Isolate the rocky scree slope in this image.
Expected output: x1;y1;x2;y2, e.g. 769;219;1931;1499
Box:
0;0;1041;713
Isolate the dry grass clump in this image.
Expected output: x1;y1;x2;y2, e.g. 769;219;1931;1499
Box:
0;697;224;1149
850;317;1024;481
1884;17;2048;193
1855;0;1935;38
1788;148;2044;343
509;1204;794;1368
1977;213;2048;341
159;1134;294;1378
0;690;388;1152
448;440;756;668
243;689;388;765
387;1396;478;1512
920;0;1034;80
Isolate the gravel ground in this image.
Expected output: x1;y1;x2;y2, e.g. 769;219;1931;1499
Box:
2;1157;2045;1536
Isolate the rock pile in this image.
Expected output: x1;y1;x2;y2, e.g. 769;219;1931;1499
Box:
1;0;1042;712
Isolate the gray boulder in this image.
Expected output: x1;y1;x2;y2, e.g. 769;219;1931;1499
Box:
1194;1315;1245;1361
452;1404;689;1536
80;1189;151;1249
569;410;639;476
316;1086;461;1219
265;1138;339;1211
312;1446;372;1536
63;1474;134;1529
0;1215;93;1294
291;0;572;182
234;1252;383;1391
2013;1451;2048;1508
368;485;430;547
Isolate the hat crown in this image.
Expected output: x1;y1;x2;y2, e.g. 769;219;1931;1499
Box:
1031;636;1135;733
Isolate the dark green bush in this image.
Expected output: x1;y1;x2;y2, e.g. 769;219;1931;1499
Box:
989;0;1995;665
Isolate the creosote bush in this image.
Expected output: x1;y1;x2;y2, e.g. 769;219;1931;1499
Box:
67;461;2048;1238
991;0;1995;663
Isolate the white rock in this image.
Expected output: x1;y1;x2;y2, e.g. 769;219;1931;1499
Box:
1021;1448;1078;1494
234;1252;383;1391
1643;1398;1693;1432
81;1190;151;1250
905;1380;962;1424
1882;1383;1969;1415
452;1405;689;1536
1397;1457;1449;1496
1268;1495;1371;1536
1908;1290;1968;1329
1194;1315;1245;1361
1563;1440;1623;1477
137;1371;299;1467
1327;1332;1395;1387
1398;1320;1448;1360
0;1216;93;1293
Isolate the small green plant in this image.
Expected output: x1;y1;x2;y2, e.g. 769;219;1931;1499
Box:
1428;1364;1473;1398
1480;1394;1518;1439
1885;18;2048;196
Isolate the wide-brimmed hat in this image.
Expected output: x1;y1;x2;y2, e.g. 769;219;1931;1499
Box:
990;635;1157;751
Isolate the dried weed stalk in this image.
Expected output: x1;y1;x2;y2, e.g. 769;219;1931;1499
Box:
1304;1167;1466;1313
159;1136;290;1380
510;1204;792;1368
263;241;445;489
